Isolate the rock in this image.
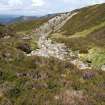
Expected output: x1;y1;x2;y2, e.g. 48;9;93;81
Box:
16;72;27;77
22;36;31;40
78;63;91;70
54;95;59;100
17;43;32;54
1;52;13;62
3;36;10;39
2;52;11;58
101;65;105;71
70;59;92;70
27;12;77;60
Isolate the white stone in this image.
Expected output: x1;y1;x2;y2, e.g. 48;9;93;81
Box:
101;65;105;71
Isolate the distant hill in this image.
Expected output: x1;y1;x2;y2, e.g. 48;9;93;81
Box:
0;15;38;24
0;15;19;24
10;16;39;23
0;13;59;31
9;14;57;32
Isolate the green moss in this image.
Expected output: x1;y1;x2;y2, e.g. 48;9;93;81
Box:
87;48;105;68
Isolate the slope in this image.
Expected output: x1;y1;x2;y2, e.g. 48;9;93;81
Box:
50;3;105;68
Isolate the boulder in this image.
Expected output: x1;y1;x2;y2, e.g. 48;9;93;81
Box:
101;65;105;71
17;43;32;54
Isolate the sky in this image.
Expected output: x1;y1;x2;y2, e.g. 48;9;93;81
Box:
0;0;105;16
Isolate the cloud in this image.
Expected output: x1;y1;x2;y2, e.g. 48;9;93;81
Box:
62;0;105;4
8;0;22;7
0;0;105;15
91;0;105;4
32;0;45;6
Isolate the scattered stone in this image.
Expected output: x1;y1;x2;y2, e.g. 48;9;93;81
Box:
2;52;11;58
3;35;10;39
26;12;93;70
101;65;105;71
70;59;92;70
22;36;32;40
17;43;32;54
54;95;59;100
61;74;66;78
27;12;77;60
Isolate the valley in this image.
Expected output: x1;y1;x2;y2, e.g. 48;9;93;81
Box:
0;3;105;105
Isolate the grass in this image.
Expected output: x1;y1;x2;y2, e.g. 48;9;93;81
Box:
0;31;104;104
69;21;105;38
9;16;54;32
50;20;105;40
0;53;104;105
61;3;105;35
50;3;105;69
0;3;105;105
0;37;104;105
85;47;105;68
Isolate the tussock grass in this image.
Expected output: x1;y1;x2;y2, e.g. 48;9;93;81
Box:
61;3;105;35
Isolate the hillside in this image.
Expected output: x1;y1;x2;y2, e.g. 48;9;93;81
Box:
0;15;39;25
50;3;105;68
0;15;18;24
0;3;105;105
9;14;57;32
61;3;105;35
51;3;105;46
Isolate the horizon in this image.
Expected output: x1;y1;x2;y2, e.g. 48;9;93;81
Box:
0;0;105;16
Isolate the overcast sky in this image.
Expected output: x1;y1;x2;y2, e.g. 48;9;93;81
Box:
0;0;105;16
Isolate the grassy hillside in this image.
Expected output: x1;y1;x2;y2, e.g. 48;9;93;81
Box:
51;3;105;48
0;45;104;105
0;33;104;104
0;27;104;105
61;3;105;35
0;3;105;105
9;15;55;32
50;3;105;68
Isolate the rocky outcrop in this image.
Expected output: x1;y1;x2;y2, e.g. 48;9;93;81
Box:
28;37;68;60
70;59;92;70
17;43;32;54
27;11;93;70
27;12;77;60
